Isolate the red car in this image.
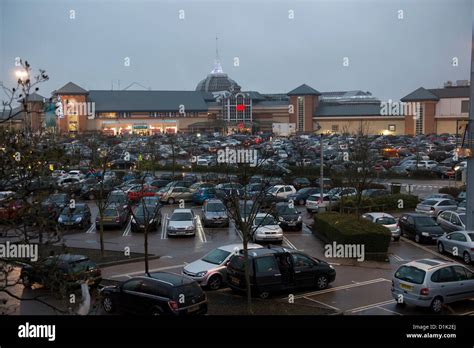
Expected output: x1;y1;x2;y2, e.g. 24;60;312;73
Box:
127;186;158;202
0;199;25;221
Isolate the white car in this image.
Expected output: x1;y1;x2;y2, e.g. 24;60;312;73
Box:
66;170;84;180
252;213;283;243
51;170;67;179
182;243;262;289
267;185;296;199
361;212;401;241
167;208;196;236
306;194;339;213
417;160;439;169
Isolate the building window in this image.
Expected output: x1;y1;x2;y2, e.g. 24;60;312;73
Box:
388;124;396;131
99;112;117;119
461;100;469;113
297;97;304;131
331;125;339;133
415;104;424;135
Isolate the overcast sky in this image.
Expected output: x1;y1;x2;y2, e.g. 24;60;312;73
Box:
0;0;471;101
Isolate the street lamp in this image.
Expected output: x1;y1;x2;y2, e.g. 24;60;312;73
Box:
15;69;29;81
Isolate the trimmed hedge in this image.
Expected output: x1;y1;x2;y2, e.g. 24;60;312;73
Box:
312;212;391;260
438;186;463;198
337;194;419;212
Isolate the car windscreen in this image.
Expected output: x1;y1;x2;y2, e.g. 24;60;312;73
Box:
108;195;125;203
415;217;438;227
420;200;437;206
376;217;396;225
206;203;225;212
135;206;156;217
104;208;118;216
277;205;298;215
395;266;425;285
61;206;84;214
255;216;277;226
202;248;231;265
468;233;474;241
170;212;193;221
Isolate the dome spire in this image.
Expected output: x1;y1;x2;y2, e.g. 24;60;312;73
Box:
211;35;224;74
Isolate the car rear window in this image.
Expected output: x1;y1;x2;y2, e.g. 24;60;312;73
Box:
395;266;426;285
420;200;437;206
376;217;396;225
173;282;202;299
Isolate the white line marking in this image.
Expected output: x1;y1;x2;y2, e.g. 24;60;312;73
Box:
195;216;207;243
294;278;391;299
302;296;340;311
161;214;168;239
375;306;403;315
283;236;297;249
122;220;131;236
390;254;404;262
109;264;186;278
401;236;459;263
347;300;396;313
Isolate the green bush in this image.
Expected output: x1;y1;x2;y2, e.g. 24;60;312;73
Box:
312;212;391;257
438;186;462;198
337;194;418;213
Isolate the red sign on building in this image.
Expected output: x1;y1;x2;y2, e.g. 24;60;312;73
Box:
236;104;245;112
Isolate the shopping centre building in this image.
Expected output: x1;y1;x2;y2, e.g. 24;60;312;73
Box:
0;58;470;136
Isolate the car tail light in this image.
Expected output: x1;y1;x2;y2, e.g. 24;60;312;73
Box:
168;300;179;312
420;288;429;296
430;207;435;211
115;217;120;223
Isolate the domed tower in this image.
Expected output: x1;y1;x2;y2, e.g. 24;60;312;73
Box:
196;37;240;93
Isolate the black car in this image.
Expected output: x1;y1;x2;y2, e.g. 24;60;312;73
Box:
398;213;445;244
100;272;207;315
21;254;102;290
274;202;302;231
58;203;92;229
81;180;117;200
287;187;322;205
227;247;336;299
131;204;162;232
292;177;311;190
106;191;130;211
40;193;69;220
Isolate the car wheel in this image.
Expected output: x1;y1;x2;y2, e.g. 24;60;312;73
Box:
430;296;443;314
208;275;222;290
463;252;472;265
415;234;421;243
299;199;305;205
168;198;175;205
315;274;329;290
437;242;445;254
21;274;31;288
258;291;270;299
102;296;115;313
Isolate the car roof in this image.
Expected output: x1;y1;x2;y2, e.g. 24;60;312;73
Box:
205;198;224;204
242;246;297;258
50;254;89;263
421;197;450;202
218;243;262;252
402;213;433;218
402;258;457;272
364;212;394;219
172;208;192;213
143;271;195;286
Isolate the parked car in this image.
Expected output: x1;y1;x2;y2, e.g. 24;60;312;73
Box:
21;254;101;290
192;187;217;205
326;187;357;198
167;208;196;236
361;189;390;198
100;272;207;315
457;199;466;213
292;177;311;190
202;199;229;227
131;204;161;232
436;211;466;232
159;186;193;204
305;194;339;213
182;243;262;289
398;213;445;243
106;190;130;211
226;246;336;299
40;193;69;220
252;213;284;243
362;212;401;241
415;198;458;217
96;203;129;228
126;185;158;202
391;259;474;313
267;185;296;199
437;231;474;264
58;203;92;229
423;193;456;201
287;187;322;205
274;202;302;231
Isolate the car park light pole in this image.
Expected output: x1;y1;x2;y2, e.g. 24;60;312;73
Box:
466;10;474;230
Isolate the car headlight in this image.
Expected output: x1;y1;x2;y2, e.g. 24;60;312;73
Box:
421;232;430;237
196;271;208;277
58;217;63;223
297;215;302;222
75;217;82;222
186;225;195;230
329;264;335;270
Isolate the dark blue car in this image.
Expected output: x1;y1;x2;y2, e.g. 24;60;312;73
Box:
287;187;323;205
192;188;217;204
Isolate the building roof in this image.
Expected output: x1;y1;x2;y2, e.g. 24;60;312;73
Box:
287;84;321;96
25;92;45;103
314;102;399;117
429;86;469;99
401;87;440;102
87;90;209;112
195;73;240;93
54;82;89;95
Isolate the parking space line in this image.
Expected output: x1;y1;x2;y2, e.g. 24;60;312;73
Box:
195;216;207;243
294;278;390;299
347;299;396;313
283;236;297;249
108;263;186;278
461;310;474;316
302;296;340;311
122;220;131;236
390;254;404;262
161;214;168;239
86;223;96;234
375;305;403;315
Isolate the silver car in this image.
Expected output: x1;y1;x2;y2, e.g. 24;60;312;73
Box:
415;198;458;217
167;208;196;236
361;212;401;241
436;211;466;232
202;199;229;227
391;259;474;313
182;243;262;289
437;231;474;264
